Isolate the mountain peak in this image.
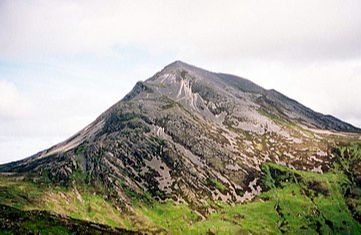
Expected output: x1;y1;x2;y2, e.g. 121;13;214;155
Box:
164;60;190;69
159;60;211;76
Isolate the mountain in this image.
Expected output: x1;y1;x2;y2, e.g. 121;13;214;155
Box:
1;61;361;234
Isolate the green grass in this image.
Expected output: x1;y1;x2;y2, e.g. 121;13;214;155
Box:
0;203;70;235
195;200;280;234
0;203;132;234
22;220;70;235
258;163;360;234
0;177;131;230
0;177;44;210
207;177;228;193
257;108;293;127
136;201;200;234
332;142;361;222
43;189;132;229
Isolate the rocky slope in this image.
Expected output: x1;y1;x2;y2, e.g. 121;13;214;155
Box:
1;61;360;206
0;61;360;233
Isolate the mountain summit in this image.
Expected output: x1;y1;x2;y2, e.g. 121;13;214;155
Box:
1;61;361;233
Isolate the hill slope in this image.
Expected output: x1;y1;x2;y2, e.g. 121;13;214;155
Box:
0;61;360;234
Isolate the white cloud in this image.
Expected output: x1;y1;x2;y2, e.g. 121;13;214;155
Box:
0;80;33;119
0;136;61;164
233;59;361;127
1;0;361;61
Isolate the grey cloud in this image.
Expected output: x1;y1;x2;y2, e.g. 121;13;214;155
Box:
1;0;361;62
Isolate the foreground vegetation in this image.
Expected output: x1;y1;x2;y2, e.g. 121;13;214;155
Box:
0;204;133;235
1;143;361;234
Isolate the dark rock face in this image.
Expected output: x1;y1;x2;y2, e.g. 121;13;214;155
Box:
1;60;360;209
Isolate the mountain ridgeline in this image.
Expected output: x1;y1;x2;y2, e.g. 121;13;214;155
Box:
1;61;361;234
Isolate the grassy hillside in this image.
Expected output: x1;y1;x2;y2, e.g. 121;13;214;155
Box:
1;143;361;234
0;204;134;235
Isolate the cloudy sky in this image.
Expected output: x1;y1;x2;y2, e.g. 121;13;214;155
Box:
1;0;361;164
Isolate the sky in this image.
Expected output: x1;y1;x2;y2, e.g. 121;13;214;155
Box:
1;0;361;164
